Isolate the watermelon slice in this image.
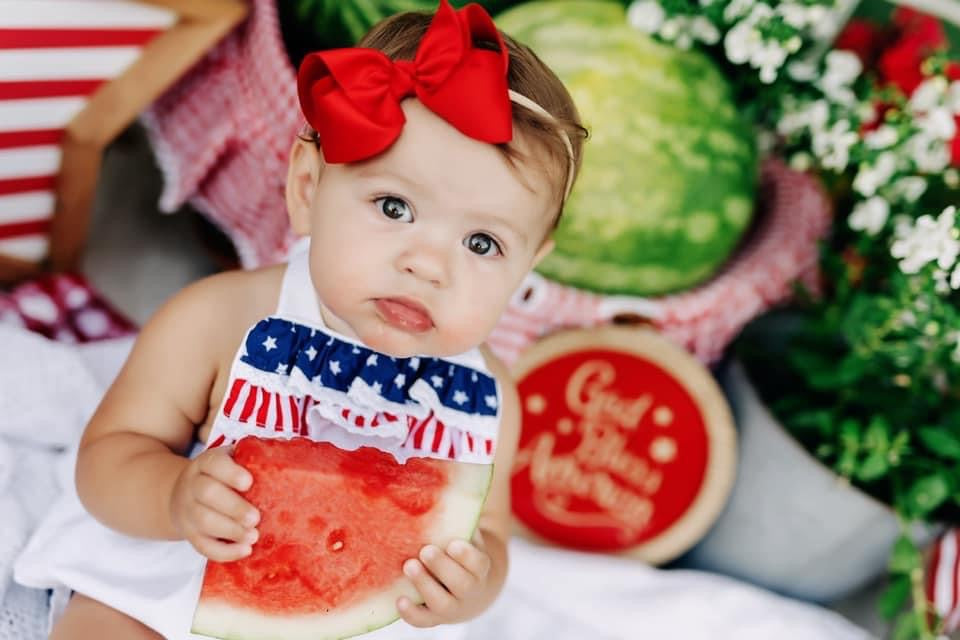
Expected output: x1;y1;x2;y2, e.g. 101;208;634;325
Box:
192;436;493;640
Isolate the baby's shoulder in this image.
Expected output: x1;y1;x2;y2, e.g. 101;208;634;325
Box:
146;265;285;342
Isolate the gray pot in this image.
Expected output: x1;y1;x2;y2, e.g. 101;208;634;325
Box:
681;360;903;603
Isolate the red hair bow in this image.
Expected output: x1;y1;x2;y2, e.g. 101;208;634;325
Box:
297;0;513;163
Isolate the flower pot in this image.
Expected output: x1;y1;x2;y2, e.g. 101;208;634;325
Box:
680;359;903;603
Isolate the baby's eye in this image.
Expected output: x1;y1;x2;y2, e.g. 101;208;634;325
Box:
464;232;502;257
376;196;413;223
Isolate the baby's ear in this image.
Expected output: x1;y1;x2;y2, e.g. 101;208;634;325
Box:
286;138;323;236
532;236;555;268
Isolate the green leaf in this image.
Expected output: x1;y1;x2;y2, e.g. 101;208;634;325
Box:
905;474;951;517
856;451;890;482
878;574;911;620
788;409;833;432
892;611;920;640
864;416;891;452
917;427;960;460
889;535;921;574
839;418;862;451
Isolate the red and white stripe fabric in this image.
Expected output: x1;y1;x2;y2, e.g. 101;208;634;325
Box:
215;376;495;462
488;158;832;366
927;528;960;633
142;0;300;269
0;1;174;262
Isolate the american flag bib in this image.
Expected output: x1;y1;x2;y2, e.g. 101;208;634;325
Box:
205;243;500;464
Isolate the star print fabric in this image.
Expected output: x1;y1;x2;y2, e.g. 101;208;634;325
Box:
210;317;500;464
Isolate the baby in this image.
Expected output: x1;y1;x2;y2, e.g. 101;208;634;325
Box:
16;1;585;638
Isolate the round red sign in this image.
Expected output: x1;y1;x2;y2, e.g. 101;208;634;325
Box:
510;327;735;563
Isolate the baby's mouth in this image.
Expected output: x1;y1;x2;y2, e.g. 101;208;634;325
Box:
374;298;434;333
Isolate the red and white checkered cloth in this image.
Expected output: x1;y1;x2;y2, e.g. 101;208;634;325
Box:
488;158;832;365
927;528;960;633
0;272;137;343
141;0;300;269
0;1;174;263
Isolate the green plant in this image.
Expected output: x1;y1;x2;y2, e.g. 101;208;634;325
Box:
632;1;960;637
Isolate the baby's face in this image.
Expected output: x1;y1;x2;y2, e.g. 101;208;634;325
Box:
291;99;555;358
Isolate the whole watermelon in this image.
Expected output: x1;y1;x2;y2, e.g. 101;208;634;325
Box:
497;1;758;296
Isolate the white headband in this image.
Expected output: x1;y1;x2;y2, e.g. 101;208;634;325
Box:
508;89;576;201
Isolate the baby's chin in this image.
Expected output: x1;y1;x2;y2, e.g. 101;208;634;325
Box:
358;325;476;360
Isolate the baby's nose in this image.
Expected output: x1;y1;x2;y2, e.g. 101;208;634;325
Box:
396;244;450;287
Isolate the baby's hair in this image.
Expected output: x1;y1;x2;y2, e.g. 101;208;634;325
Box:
301;9;587;227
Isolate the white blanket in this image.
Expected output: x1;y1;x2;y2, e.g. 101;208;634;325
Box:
0;325;872;640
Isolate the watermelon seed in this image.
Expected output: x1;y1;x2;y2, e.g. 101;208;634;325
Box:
328;528;346;552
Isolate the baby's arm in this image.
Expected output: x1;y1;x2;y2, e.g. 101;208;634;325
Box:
398;347;521;626
75;272;260;560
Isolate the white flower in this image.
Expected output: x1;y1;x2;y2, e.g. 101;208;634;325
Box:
948;80;960;114
864;125;899;149
813;120;859;171
628;0;665;34
757;129;777;154
849;196;890;235
657;16;698;50
808;5;836;39
934;269;951;294
789;151;814;171
659;16;682;40
724;21;760;64
909;77;948;113
898;310;917;327
806;99;830;131
947;168;960;189
918;107;957;141
853;152;898;197
952;264;960;290
674;31;695;50
817;50;862;106
776;106;803;131
906;133;951;173
787;60;818;82
777;98;822;136
857;101;879;125
891;206;960;274
755;41;788;83
890;176;928;203
777;2;810;29
691;16;720;44
824;50;862;86
724;0;756;23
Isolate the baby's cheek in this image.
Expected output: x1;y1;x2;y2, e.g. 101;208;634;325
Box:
439;311;501;354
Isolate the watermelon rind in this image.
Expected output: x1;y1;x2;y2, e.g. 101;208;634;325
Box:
191;459;492;640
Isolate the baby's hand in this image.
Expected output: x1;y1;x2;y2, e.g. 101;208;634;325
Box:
169;446;260;562
398;538;493;627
